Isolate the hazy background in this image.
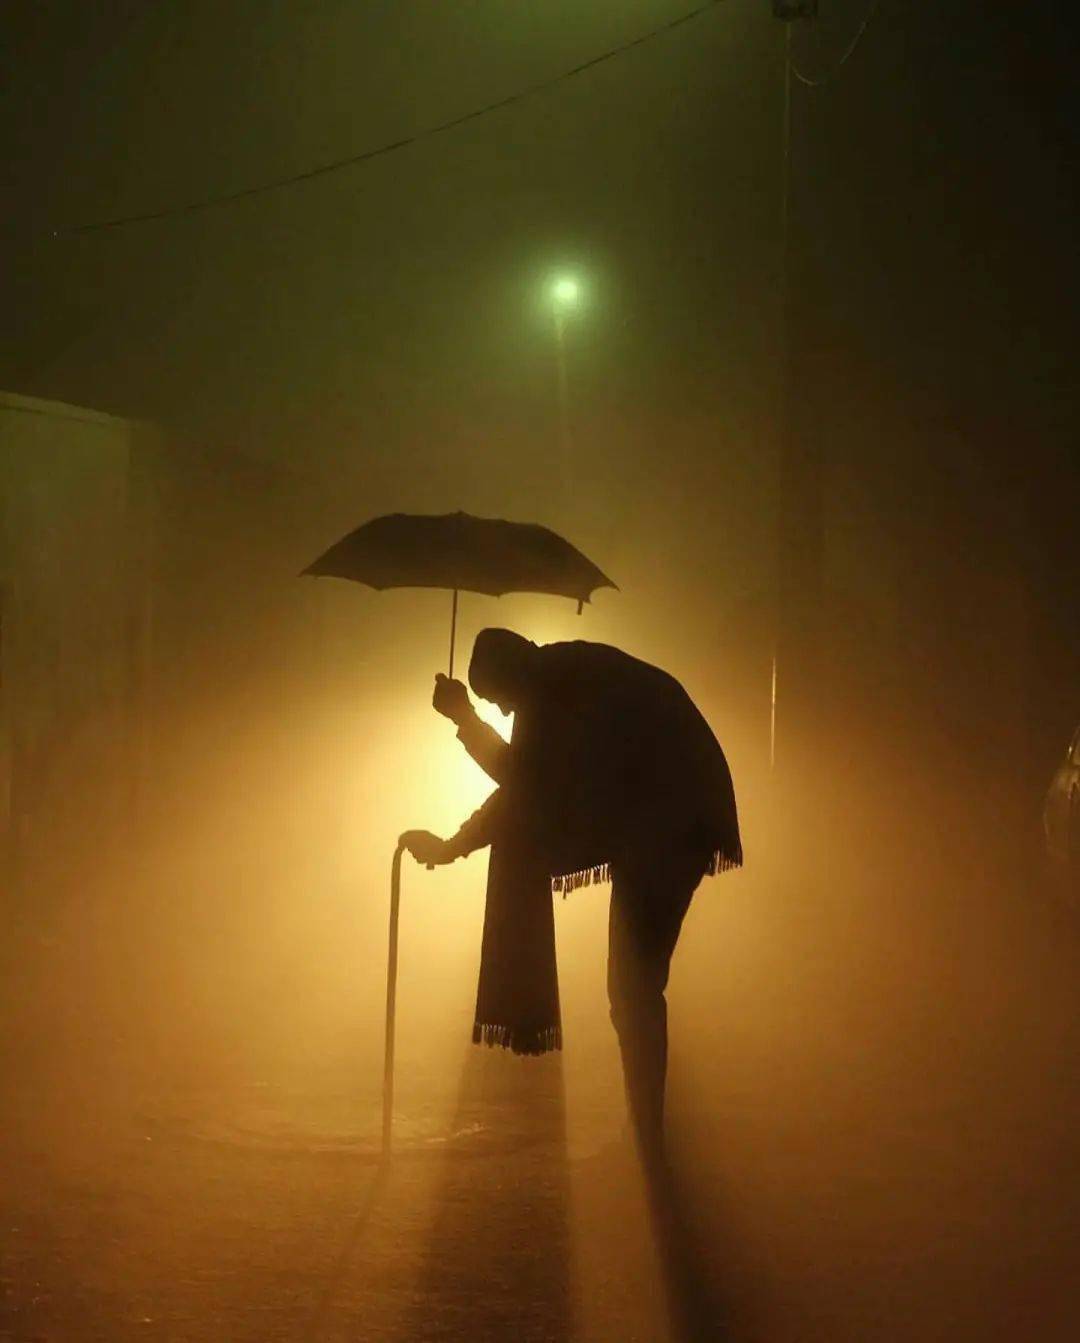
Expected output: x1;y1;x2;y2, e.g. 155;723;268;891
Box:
2;3;1078;1340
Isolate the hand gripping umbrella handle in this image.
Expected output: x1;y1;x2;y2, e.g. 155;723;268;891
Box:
383;842;405;1156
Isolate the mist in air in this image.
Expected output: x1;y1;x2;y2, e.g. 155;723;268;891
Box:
2;4;1078;1341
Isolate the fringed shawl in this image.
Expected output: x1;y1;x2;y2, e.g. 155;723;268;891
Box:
472;823;561;1056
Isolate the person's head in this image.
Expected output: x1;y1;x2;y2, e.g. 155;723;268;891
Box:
468;628;536;714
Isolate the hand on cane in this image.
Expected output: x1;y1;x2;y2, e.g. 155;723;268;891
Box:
399;830;455;870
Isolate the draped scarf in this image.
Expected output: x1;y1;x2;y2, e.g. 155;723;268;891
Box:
472;814;561;1055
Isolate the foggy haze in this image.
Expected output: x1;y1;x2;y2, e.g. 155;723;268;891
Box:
2;3;1078;1341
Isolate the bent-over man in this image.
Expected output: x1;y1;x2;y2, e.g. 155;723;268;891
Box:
401;628;742;1154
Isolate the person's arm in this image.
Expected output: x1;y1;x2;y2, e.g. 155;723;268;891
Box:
433;674;510;783
445;788;502;858
399;789;502;867
455;713;510;784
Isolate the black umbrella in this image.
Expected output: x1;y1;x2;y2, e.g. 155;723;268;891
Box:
303;510;616;675
302;511;616;1155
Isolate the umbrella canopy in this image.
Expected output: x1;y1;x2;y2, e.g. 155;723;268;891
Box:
302;511;616;674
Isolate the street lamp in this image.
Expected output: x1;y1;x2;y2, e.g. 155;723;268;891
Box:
548;274;582;501
551;276;580;308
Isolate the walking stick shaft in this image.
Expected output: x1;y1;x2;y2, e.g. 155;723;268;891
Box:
383;844;404;1155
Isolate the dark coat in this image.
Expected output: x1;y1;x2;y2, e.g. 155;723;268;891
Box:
452;640;742;892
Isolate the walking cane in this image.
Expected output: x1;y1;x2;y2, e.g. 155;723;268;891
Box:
382;841;405;1156
383;594;456;1153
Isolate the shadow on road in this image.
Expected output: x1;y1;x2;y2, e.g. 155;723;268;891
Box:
643;1146;737;1343
302;1160;390;1335
402;1044;574;1342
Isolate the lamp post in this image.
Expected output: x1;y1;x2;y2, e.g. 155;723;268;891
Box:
549;274;580;503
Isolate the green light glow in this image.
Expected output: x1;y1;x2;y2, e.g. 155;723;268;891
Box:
551;276;580;307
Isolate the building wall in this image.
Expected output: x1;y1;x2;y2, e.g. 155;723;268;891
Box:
0;392;154;896
0;392;324;905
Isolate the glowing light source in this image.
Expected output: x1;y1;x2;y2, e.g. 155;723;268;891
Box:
550;276;580;309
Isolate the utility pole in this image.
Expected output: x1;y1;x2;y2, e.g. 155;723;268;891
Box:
124;432;157;824
0;450;18;895
772;0;824;781
0;575;11;890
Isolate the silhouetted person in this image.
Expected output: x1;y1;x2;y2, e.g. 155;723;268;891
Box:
401;628;742;1154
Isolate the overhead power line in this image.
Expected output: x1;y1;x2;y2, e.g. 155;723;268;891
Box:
57;1;725;237
790;0;880;88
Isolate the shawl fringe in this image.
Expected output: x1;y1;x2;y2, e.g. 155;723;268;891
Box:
550;845;743;896
551;862;611;895
472;1021;563;1055
705;844;744;877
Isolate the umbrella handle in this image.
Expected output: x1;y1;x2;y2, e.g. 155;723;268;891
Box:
448;588;459;679
383;842;405;1156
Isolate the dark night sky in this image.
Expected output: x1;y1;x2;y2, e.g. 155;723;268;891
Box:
4;1;1076;483
3;1;1077;775
2;1;782;488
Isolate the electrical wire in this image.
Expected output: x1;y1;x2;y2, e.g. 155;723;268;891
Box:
790;0;880;88
56;1;725;237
